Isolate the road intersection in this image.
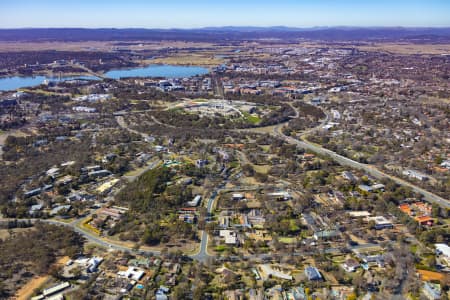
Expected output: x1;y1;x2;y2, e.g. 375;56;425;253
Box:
11;101;447;262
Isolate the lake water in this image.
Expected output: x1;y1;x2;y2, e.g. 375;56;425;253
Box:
0;65;209;91
104;64;209;79
0;75;99;91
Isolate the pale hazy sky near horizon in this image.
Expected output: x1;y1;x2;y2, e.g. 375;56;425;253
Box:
0;0;449;28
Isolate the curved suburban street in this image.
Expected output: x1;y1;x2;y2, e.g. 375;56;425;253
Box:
9;100;447;264
116;100;449;261
191;179;229;262
46;218;161;255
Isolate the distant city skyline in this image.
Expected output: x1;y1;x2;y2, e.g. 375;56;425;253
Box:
1;0;449;28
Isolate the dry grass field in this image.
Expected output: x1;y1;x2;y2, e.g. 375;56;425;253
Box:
0;40;448;56
299;41;450;55
0;41;217;52
356;42;450;55
0;41;116;52
144;54;224;66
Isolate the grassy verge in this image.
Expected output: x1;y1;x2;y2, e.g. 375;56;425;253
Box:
143;54;223;66
279;237;297;244
81;217;100;235
242;111;261;125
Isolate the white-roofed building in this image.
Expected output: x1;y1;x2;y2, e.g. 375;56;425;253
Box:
348;211;371;218
260;264;292;280
87;256;103;273
232;193;245;201
267;191;292;201
118;266;145;281
367;216;394;230
220;230;238;245
187;195;202;207
435;243;450;266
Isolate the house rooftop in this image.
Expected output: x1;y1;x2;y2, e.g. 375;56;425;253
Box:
118;266;145;281
348;211;371;218
435;243;450;258
305;266;322;281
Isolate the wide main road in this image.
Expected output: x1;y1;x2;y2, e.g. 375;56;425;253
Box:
133;98;449;209
46;218;160;255
272;124;450;209
38;101;445;259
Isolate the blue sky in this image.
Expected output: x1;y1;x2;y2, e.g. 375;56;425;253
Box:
0;0;449;28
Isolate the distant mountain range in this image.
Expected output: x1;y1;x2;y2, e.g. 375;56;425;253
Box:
0;27;449;42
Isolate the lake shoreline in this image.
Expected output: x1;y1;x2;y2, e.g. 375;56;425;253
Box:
0;64;210;91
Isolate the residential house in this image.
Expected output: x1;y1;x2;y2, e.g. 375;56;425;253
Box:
56;175;74;186
187;195;202;207
72;106;97;113
359;254;385;268
416;216;434;226
88;169;111;178
118;267;145;281
156;286;170;300
87;257;103;273
435;243;450;266
367;216;394;230
358;184;385;193
232;193;245;201
342;258;360;272
348;211;371;218
50;205;71;216
196;159;208;168
219;215;230;228
46;167;60;178
179;214;196;224
24;188;42;198
267;191;292;201
29;204;43;216
422;282;442;300
403;169;429;181
314;229;340;240
42;282;70;298
220;230;238;245
305;266;322;281
440;160;450;170
342;171;357;182
260;265;292;280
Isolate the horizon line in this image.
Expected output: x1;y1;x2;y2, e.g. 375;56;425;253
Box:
1;25;450;30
